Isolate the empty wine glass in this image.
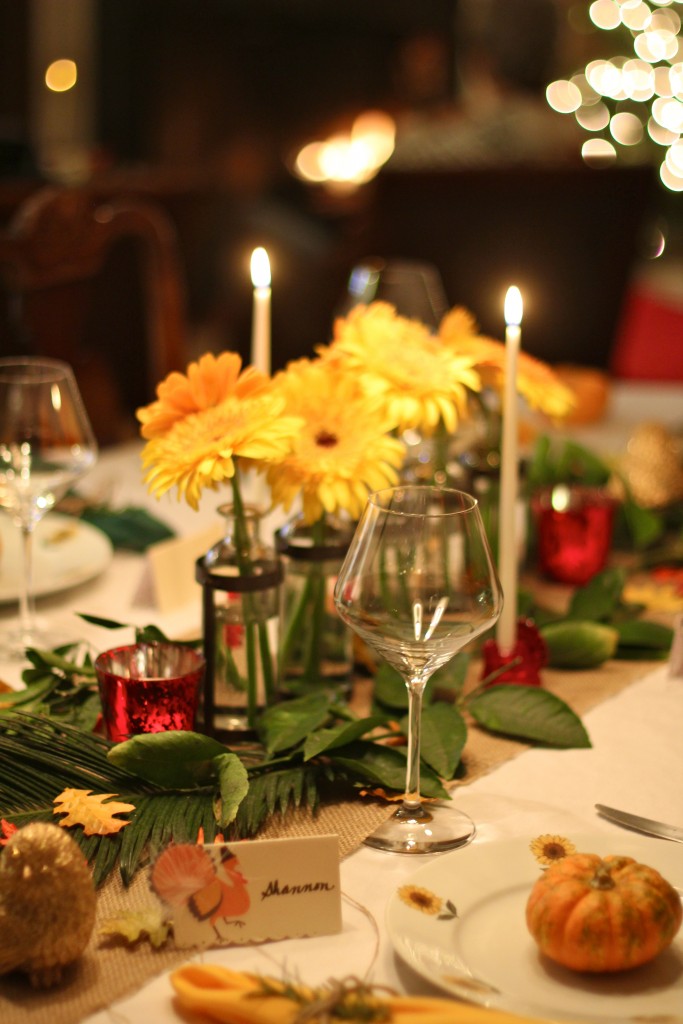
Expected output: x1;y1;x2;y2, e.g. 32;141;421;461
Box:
339;257;449;329
334;485;502;853
0;357;98;657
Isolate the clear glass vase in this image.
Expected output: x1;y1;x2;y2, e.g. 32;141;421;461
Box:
196;503;282;736
276;513;354;695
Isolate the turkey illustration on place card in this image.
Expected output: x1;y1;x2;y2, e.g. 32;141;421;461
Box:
149;835;341;948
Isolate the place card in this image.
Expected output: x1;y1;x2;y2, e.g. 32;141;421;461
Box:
146;524;223;613
150;835;341;948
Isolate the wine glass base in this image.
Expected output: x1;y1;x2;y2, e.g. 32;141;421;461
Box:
363;802;476;854
0;623;78;661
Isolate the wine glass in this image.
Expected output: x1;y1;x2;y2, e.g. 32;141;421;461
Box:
339;257;449;329
0;357;98;657
334;485;502;854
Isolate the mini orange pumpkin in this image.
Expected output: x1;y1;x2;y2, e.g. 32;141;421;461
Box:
526;852;682;972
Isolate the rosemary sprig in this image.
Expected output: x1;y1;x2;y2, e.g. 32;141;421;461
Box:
254;975;394;1023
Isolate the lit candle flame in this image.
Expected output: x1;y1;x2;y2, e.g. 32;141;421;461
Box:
504;286;523;327
250;247;271;289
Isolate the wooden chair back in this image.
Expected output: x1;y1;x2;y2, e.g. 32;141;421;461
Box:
0;186;188;442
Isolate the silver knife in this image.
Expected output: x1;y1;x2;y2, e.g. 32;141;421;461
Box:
595;804;683;844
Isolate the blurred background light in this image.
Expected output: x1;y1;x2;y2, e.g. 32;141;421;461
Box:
45;58;78;92
551;0;683;189
546;79;583;112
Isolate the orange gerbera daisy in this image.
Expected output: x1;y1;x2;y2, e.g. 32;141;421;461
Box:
137;352;269;439
323;303;481;435
438;309;575;419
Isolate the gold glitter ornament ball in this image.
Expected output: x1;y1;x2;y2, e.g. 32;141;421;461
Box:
620;423;683;510
0;822;96;988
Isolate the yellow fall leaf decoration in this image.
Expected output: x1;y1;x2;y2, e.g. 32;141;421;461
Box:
53;788;135;835
99;907;170;949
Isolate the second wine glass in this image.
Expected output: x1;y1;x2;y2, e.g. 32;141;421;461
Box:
0;357;98;657
334;485;502;854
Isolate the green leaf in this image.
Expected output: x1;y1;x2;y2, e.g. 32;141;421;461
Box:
527;437;610;489
259;692;332;755
618;498;665;550
555;441;610;486
373;663;447;710
468;685;591;748
429;654;470;700
526;434;555;488
233;765;318;836
213;752;250;828
24;647;96;677
135;623;173;644
303;715;388;760
107;731;227;788
401;703;466;780
372;664;409;709
541;620;618;669
78;613;130;630
614;619;673;656
330;740;449;799
80;505;175;551
614;646;670;661
567;569;626;621
0;675;56;708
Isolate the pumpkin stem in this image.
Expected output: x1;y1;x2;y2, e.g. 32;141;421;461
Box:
591;865;615;890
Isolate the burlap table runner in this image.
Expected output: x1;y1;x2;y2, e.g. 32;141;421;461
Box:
0;656;663;1024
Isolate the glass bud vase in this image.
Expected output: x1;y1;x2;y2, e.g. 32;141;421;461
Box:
196;503;282;737
276;513;354;695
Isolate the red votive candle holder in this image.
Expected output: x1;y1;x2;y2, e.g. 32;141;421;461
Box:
532;485;617;586
95;642;205;743
481;619;547;686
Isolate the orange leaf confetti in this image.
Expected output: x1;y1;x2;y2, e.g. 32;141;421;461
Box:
53;788;135;835
0;818;18;845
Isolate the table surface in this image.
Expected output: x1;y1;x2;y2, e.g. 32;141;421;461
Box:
0;380;682;1023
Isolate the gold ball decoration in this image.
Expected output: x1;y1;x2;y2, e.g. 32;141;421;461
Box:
620;423;683;510
0;822;96;988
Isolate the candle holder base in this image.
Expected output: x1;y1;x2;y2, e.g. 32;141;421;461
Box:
481;619;547;686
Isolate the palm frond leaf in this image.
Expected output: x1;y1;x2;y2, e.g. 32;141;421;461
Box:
0;712;218;886
232;764;320;836
0;712;329;887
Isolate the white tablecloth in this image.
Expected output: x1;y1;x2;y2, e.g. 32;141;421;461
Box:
0;382;681;1022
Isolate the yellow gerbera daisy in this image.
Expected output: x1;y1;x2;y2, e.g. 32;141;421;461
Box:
141;392;303;510
137;351;269;439
438;309;575;419
266;358;405;524
323;303;481;435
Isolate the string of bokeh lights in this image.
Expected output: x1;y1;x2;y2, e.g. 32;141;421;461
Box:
546;0;683;191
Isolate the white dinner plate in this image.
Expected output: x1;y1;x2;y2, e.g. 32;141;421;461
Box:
387;832;683;1023
0;513;113;604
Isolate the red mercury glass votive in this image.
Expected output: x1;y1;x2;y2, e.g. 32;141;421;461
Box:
531;485;617;586
481;618;547;686
95;642;205;743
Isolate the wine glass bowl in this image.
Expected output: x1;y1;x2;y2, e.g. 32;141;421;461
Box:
340;257;449;329
334;485;502;853
0;357;98;655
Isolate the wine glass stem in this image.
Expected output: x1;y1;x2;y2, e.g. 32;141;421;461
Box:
18;523;36;643
403;677;426;812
